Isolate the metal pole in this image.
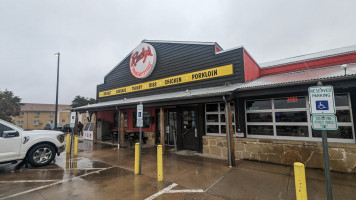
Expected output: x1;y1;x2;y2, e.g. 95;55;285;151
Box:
118;109;121;148
139;103;142;175
54;52;60;129
223;96;232;167
322;130;333;200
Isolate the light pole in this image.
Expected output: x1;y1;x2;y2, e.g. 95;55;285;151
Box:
54;52;60;129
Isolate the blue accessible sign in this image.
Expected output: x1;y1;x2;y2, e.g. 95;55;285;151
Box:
316;100;329;111
308;86;335;114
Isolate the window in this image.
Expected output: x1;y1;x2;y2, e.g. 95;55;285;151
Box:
33;120;40;125
0;124;13;137
133;111;150;128
34;112;40;116
17;121;24;125
20;112;24;116
49;112;54;116
205;102;236;135
245;94;355;142
124;112;127;128
62;119;65;123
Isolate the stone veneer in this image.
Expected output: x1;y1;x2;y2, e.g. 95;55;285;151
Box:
203;135;356;173
144;131;155;145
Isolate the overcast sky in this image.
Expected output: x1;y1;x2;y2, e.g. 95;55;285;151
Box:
1;0;355;105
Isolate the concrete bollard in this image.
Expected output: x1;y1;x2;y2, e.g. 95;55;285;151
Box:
294;162;308;200
135;143;140;175
157;145;163;181
66;134;71;154
73;136;78;155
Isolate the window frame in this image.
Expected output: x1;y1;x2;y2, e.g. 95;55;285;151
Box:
245;94;355;143
205;102;236;136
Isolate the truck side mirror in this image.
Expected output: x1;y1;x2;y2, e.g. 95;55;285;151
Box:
3;130;19;138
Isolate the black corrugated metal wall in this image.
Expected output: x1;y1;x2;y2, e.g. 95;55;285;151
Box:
97;42;245;102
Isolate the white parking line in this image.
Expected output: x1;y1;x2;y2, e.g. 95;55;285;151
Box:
0;180;59;183
144;183;204;200
27;168;108;171
144;183;178;200
0;167;114;200
204;174;225;192
166;189;204;193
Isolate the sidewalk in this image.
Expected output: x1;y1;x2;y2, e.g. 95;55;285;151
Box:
207;160;356;200
78;142;356;200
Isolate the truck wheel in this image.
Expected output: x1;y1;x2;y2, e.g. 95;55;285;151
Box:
27;144;56;167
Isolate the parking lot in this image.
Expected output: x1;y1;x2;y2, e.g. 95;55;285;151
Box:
1;141;356;200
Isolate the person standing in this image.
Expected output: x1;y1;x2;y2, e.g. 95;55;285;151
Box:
78;121;84;136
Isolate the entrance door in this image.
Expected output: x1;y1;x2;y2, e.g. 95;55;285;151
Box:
155;109;177;147
181;108;199;151
166;111;177;146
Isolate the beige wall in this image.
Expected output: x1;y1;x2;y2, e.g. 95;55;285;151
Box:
13;111;71;130
203;135;356;173
59;111;71;126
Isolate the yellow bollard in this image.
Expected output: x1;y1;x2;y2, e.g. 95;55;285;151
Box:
66;134;71;154
135;143;140;175
157;145;163;181
294;162;308;200
73;136;78;155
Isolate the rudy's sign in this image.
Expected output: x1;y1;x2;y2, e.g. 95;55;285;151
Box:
99;64;233;98
130;43;157;78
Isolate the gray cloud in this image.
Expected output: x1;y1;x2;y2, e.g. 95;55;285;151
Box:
1;0;355;104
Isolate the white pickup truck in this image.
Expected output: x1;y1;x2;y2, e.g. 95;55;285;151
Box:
0;119;65;167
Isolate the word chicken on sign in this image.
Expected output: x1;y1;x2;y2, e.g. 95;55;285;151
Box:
130;43;157;78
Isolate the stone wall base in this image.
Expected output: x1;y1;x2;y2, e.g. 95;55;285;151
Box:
144;131;155;145
203;136;356;173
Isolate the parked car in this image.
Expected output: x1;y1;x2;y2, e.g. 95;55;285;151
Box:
44;123;63;131
0;119;65;167
62;124;72;132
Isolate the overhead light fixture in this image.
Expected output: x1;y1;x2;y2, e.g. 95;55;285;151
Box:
341;64;348;76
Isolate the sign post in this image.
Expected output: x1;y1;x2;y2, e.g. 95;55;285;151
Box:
137;103;143;175
68;112;77;155
309;85;336;200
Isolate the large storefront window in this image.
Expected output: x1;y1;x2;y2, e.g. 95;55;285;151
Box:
206;102;235;135
245;94;355;142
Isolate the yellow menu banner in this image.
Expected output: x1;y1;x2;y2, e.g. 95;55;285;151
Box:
99;64;233;98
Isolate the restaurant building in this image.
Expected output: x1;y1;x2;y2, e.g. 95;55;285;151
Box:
75;41;356;173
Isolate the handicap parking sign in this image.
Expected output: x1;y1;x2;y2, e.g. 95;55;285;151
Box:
308;86;335;114
316;100;329;110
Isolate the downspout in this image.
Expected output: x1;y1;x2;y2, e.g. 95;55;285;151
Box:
116;106;121;149
223;95;232;167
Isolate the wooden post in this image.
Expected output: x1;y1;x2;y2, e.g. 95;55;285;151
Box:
226;102;236;166
93;112;97;144
160;107;165;151
120;111;125;148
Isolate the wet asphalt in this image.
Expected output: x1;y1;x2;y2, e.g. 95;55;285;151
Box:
1;140;356;200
